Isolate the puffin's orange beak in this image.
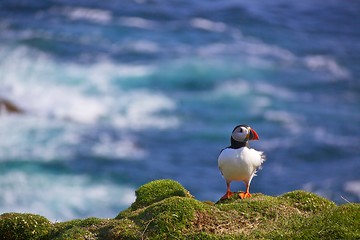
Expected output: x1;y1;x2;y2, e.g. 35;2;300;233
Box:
249;129;259;140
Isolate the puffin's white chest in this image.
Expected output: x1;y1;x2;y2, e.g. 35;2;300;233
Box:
218;147;264;182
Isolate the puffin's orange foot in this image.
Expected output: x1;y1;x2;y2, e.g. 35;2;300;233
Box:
239;192;252;199
220;191;234;200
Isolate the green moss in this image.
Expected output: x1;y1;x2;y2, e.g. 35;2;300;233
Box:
0;213;52;240
107;218;141;240
129;179;192;211
186;232;238;240
49;217;114;240
51;226;95;240
298;203;360;239
135;197;208;238
218;194;279;214
1;180;359;240
279;190;336;213
116;196;211;239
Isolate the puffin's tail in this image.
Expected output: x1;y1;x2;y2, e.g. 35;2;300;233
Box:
258;151;266;170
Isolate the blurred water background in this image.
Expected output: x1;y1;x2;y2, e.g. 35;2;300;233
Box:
0;0;359;221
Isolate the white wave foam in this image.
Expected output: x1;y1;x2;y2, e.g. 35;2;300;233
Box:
0;115;148;161
0;47;179;161
214;80;293;109
196;35;296;62
0;171;135;221
80;61;154;90
119;17;157;29
26;86;107;124
190;18;227;32
240;40;296;61
255;82;296;100
344;181;360;198
264;111;294;124
113;90;180;130
1;75;107;124
0;116;73;161
312;127;360;148
64;7;112;24
125;40;160;53
303;55;351;79
92;136;146;160
0;47;177;129
192;19;295;61
197;43;227;56
214;80;250;96
264;110;302;133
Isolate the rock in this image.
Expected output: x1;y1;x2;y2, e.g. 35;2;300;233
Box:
128;179;193;211
0;179;359;239
0;98;24;115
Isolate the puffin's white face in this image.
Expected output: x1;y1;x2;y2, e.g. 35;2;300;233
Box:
231;126;249;142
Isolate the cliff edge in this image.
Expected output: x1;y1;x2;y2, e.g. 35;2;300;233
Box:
1;179;359;239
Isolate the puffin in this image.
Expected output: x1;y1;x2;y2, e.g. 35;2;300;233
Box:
218;124;265;200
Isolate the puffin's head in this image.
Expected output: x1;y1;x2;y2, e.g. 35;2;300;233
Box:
231;124;259;143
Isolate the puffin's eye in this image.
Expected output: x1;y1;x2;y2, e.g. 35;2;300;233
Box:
239;127;243;133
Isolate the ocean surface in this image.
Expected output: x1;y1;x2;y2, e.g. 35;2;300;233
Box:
0;0;359;221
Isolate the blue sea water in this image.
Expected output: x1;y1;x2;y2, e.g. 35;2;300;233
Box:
0;0;359;221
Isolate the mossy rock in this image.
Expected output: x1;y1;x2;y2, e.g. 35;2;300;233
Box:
298;203;360;239
217;194;294;222
135;196;210;238
51;226;95;240
1;180;359;240
116;196;212;239
0;213;52;240
279;190;336;213
49;217;113;240
129;179;192;210
107;218;141;240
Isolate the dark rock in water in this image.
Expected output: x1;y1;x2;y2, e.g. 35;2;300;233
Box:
0;98;24;115
0;179;359;240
